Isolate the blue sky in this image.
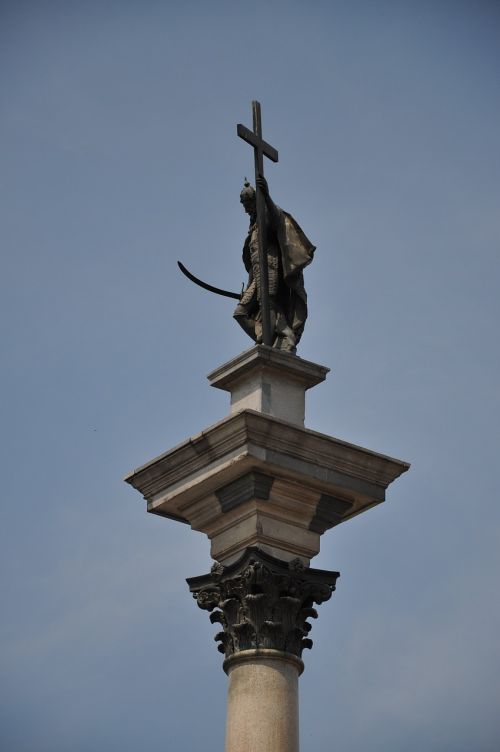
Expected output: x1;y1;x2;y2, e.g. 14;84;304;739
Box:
1;2;499;750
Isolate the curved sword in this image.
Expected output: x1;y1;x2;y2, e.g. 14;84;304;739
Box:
177;261;241;301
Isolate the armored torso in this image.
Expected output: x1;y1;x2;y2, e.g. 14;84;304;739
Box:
241;221;280;304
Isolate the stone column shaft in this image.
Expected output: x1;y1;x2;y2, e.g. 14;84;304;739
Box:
224;650;301;752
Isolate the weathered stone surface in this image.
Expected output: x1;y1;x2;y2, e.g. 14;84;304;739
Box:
215;471;274;512
124;408;409;564
187;547;339;660
309;493;354;533
208;345;329;427
224;650;301;752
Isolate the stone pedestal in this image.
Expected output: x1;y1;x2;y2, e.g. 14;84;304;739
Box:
125;347;409;566
124;346;410;751
207;345;329;428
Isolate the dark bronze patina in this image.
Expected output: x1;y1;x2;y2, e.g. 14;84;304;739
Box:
177;261;240;301
178;101;315;353
237;102;279;346
187;547;339;662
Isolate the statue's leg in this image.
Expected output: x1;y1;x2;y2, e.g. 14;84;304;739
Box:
268;306;277;347
254;306;263;344
270;299;296;352
236;315;257;342
278;324;296;351
234;303;257;342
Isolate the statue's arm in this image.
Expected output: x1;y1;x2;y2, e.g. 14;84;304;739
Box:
256;175;281;228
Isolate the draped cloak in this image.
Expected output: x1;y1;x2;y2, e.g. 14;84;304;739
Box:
239;204;316;344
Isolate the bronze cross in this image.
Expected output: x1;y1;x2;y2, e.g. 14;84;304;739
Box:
237;101;279;347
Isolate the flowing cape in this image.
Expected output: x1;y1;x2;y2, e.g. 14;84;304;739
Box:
278;210;316;279
275;208;315;342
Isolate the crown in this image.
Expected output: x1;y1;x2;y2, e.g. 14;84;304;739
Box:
240;177;255;201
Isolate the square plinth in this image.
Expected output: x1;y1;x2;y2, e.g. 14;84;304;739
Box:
125;409;409;565
208;345;329;427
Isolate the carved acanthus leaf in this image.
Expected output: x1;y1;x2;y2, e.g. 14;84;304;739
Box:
188;548;339;660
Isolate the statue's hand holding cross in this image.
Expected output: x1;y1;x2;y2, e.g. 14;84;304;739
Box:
237;101;279;347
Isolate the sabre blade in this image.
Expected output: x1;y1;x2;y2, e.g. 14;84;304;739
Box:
177;261;241;301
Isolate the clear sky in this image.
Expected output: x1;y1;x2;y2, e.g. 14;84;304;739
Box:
1;1;499;750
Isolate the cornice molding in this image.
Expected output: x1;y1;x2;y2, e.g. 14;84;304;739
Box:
125;410;409;510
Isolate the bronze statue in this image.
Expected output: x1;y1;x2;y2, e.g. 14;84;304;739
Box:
234;176;314;352
178;101;315;353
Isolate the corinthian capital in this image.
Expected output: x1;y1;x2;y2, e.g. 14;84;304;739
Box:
187;548;339;660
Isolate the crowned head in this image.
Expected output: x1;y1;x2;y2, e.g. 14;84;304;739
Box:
240;178;256;216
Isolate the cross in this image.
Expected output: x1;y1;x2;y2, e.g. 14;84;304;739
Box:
237;101;279;347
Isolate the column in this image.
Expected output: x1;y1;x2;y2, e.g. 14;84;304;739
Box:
224;649;302;752
187;547;339;752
